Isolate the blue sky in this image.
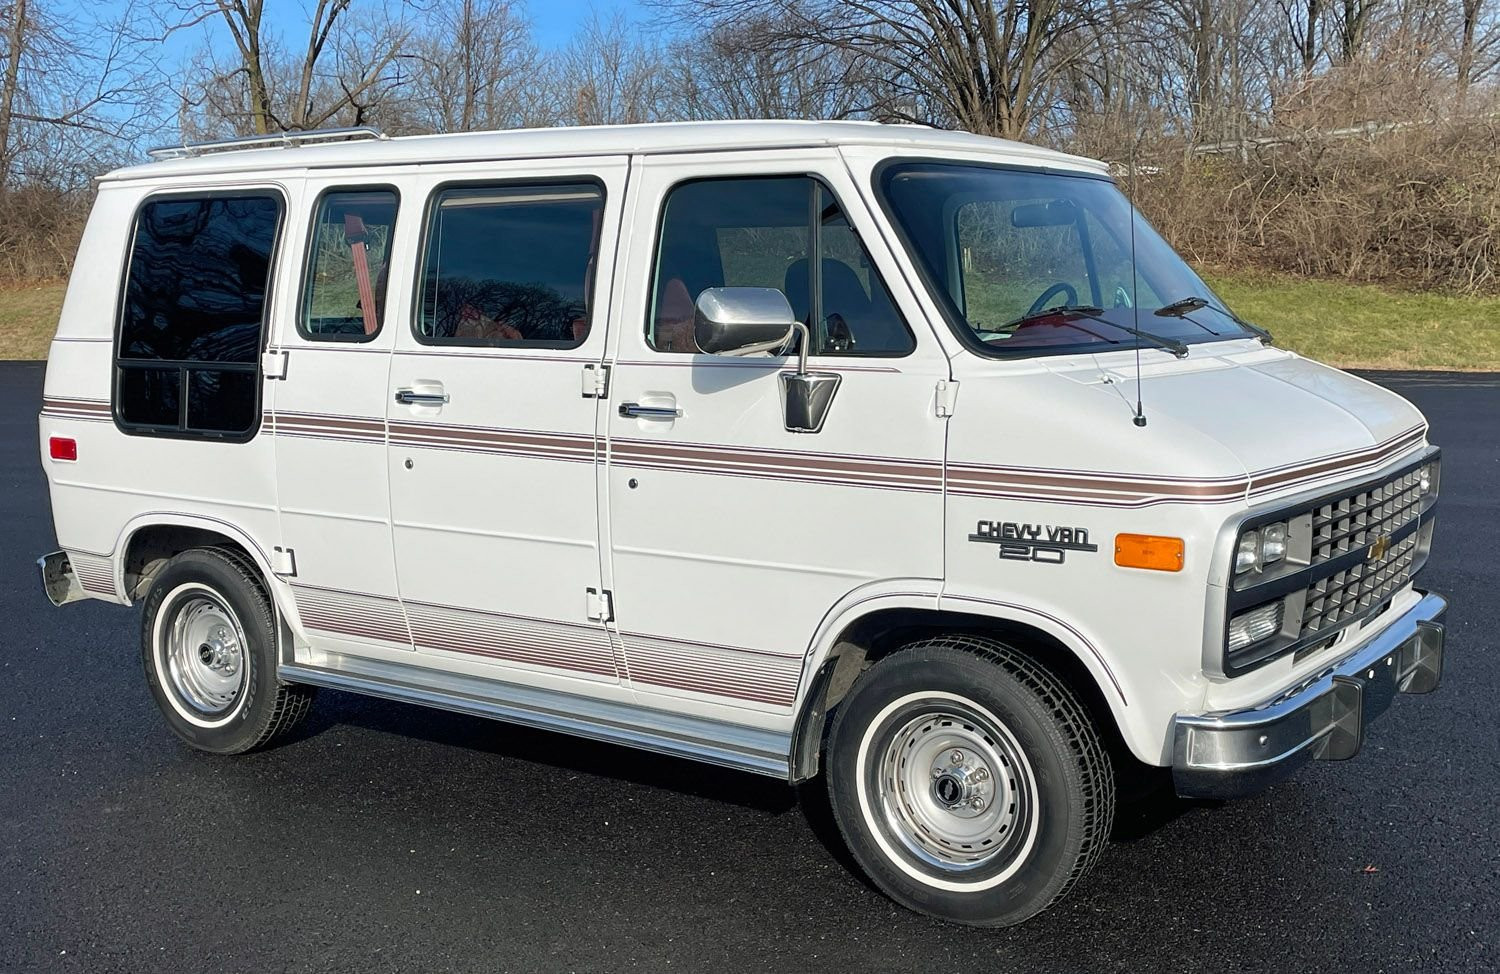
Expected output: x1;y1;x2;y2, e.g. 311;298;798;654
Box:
95;0;648;59
530;0;644;46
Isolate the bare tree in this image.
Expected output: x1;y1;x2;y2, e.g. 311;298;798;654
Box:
165;0;412;135
663;0;1109;138
0;0;154;190
550;11;665;126
401;0;539;132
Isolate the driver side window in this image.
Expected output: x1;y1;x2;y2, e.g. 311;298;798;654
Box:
647;176;914;356
956;198;1089;330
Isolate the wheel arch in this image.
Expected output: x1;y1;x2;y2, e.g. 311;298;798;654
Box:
791;593;1141;782
115;513;280;605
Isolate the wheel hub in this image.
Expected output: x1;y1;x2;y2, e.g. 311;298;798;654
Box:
930;748;993;815
161;592;247;716
873;705;1035;872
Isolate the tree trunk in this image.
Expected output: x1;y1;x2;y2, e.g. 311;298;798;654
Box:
0;0;27;191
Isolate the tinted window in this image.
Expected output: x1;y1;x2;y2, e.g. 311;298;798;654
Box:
115;193;281;437
649;177;912;356
416;183;603;347
301;189;398;340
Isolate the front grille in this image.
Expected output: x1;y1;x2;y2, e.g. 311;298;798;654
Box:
1310;466;1426;564
1302;532;1418;638
1223;449;1437;676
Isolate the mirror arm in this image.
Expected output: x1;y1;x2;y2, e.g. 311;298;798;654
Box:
790;321;810;376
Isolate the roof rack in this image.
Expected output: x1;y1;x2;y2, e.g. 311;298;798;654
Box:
146;126;388;161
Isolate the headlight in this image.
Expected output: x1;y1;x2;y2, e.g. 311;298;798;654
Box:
1234;521;1289;575
1227;600;1285;653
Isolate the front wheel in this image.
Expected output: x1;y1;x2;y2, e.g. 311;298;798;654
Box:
826;636;1115;926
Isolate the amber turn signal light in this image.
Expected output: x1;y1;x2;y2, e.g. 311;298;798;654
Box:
1114;533;1184;572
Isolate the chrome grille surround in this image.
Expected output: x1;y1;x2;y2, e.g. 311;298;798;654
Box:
1221;448;1439;676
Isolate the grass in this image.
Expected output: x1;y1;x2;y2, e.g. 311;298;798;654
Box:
0;281;64;361
2;270;1497;370
1203;270;1500;371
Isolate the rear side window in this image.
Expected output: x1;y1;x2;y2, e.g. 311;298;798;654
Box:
648;177;914;356
115;193;282;439
301;189;398;340
415;182;603;348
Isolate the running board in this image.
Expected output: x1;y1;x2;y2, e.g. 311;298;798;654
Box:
279;657;792;779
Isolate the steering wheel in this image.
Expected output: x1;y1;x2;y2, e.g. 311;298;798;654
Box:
1026;282;1078;317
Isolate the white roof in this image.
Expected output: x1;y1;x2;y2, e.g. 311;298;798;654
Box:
103;119;1107;183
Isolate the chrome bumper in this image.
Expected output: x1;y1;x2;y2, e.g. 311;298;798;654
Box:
38;551;86;607
1172;590;1446;799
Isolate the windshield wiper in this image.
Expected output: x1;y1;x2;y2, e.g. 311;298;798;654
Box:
1156;295;1274;345
1003;305;1189;358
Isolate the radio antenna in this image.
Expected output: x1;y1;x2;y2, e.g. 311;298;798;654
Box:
1128;121;1147;428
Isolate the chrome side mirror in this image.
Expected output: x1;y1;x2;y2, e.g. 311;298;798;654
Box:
693;287;798;357
692;285;841;434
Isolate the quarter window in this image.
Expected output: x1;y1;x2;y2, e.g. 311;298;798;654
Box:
648;177;913;356
301;189;398;340
415;182;603;347
115;193;282;438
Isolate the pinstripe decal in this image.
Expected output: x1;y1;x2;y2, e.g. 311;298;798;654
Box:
292;584;410;644
404;598;616;679
287;584;799;705
69;554;116;596
42;402;1426;507
40;397;112;422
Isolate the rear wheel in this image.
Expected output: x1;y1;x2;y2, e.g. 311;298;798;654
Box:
826;635;1114;926
141;547;313;754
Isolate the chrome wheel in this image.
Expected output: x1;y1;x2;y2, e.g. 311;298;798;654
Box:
873;703;1036;873
160;590;247;717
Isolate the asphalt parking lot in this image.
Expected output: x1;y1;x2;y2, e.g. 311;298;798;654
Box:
2;361;1496;973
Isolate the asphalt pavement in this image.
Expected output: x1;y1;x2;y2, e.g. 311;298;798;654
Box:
1;362;1496;973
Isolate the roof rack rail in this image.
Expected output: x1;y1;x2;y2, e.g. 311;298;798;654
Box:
146;126;387;161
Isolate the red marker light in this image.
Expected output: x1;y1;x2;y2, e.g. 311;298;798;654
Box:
49;436;77;461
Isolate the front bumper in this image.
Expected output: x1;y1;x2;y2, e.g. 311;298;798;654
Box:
1172;590;1446;799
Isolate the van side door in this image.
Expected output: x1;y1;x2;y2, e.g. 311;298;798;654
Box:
602;151;949;720
386;157;628;689
273;175;413;656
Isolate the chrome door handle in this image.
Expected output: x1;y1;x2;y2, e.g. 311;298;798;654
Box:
619;402;681;419
395;389;450;405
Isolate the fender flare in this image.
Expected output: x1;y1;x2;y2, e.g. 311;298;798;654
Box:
112;511;286;607
790;583;1143;781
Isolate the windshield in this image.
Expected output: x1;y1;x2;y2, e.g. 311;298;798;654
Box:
879;162;1255;356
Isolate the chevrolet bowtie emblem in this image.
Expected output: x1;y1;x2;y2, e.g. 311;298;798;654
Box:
1368;535;1392;561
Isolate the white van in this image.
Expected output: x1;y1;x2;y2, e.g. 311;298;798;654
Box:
38;121;1444;926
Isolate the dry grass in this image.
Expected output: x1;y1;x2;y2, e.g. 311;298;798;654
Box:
0;281;64;361
1;272;1496;370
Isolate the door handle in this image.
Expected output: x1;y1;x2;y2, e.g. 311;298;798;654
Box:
395;389;450;406
619;402;681;419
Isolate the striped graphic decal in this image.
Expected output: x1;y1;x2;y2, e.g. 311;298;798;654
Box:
292;584;410;644
43;402;1425;506
1247;424;1426;498
619;631;802;707
40;397;112;422
69;554;117;596
404;598;616;679
609;438;943;494
287;585;798;706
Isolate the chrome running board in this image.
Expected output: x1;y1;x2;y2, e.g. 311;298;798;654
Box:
280;656;792;779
